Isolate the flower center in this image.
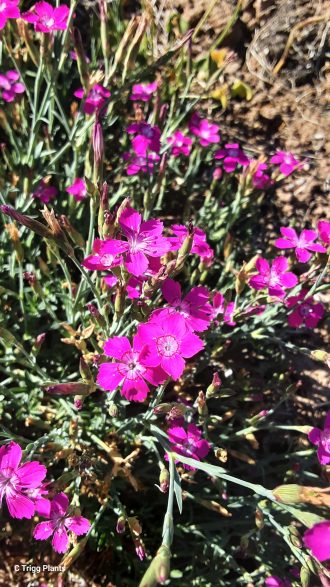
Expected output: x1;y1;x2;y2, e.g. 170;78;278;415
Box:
300;303;312;317
0;468;20;493
156;335;179;357
118;350;145;380
42;17;55;27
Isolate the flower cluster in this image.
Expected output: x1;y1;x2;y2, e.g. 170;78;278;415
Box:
0;441;90;553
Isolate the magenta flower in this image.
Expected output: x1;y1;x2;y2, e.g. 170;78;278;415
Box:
22;2;69;32
270;151;301;176
136;313;204;380
308;412;330;465
249;257;298;298
0;0;20;29
0;441;47;519
317;220;330;246
169;224;214;263
32;180;58;204
215;143;250;172
98;206;170;277
286;289;325;328
66;178;87;202
152;278;212;332
167;131;192;157
82;238;123;271
167;423;210;469
126;122;161;155
275;227;326;263
265;577;291;587
97;336;167;401
123;152;160;175
251;162;272;190
33;492;90;554
211;292;236;326
189;113;220;147
0;71;25;103
74;84;111;115
130;81;158;102
303;520;330;562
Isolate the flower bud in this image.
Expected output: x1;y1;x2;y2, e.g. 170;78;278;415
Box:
74;396;84;410
79;356;92;382
255;508;264;529
108;401;119;417
159;468;169;493
300;566;311;587
206;372;222;398
154;545;171;584
73;27;89;91
99;0;110;60
116;515;126;534
43;382;93;396
196;391;208;417
92;118;104;184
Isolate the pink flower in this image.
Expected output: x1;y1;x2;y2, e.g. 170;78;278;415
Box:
32;180;58;204
303;520;330;562
0;0;20;30
33;492;90;554
136;314;204;380
126;122;161;155
123;152;160;175
0;441;47;519
130;81;158;102
270;151;300;176
317;220;330;246
265;577;291;587
167;131;192;157
22;2;69;32
74;84;111;115
286;289;325;328
97;206;170;277
189;113;220;147
66;178;87;202
215;143;250;172
0;71;25;102
211;292;236;326
275;227;326;263
82;238;123;271
97;336;167;402
249;257;298;298
152;278;212;332
167;423;210;469
169;224;214;263
251;162;272;190
308;412;330;465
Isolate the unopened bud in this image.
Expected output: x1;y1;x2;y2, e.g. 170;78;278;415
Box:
114;286;125;318
74;396;84;410
79;356;92;382
300;566;311;587
128;516;142;536
154;545;170;584
73;28;89;90
206;372;222;398
92;118;104;184
43;382;93;396
116;515;126;534
159;468;170;493
255;508;264;529
108;401;118;417
196;391;208;417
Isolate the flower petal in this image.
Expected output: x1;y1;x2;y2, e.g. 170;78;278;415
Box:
97;362;123;391
33;520;55;541
103;337;131;359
